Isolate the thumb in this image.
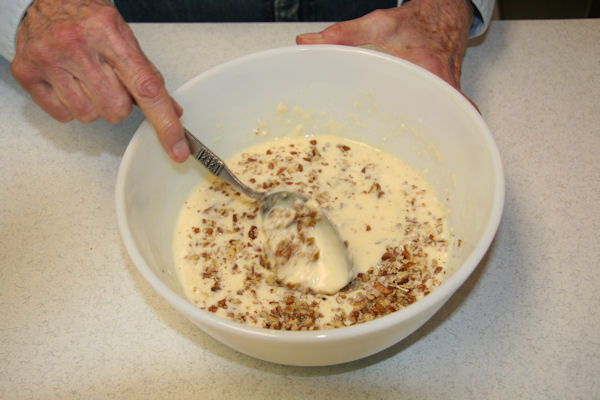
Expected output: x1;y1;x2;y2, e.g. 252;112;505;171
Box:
296;18;374;46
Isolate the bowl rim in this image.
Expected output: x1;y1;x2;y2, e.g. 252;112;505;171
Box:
115;44;505;342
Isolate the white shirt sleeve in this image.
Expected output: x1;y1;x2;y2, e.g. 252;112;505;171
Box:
0;0;33;61
469;0;495;37
399;0;495;37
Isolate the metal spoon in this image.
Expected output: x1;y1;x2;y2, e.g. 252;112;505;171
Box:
183;128;354;294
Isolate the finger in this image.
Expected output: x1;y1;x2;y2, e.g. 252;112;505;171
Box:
297;13;381;46
75;57;133;123
15;40;100;123
105;24;189;162
28;81;73;122
129;68;189;162
119;63;188;161
48;70;99;123
47;43;130;124
10;60;73;122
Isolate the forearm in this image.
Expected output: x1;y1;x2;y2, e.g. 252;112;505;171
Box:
399;0;495;37
401;0;473;51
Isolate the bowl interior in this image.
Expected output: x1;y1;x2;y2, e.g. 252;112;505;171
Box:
116;45;503;350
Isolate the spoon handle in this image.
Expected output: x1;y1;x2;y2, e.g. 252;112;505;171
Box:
184;128;263;200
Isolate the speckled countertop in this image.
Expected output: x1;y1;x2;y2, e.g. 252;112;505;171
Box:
1;20;599;399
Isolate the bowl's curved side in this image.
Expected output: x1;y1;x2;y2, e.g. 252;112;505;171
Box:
193;299;449;366
116;45;504;366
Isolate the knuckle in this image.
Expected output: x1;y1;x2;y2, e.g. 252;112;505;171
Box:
11;61;46;94
367;8;396;28
95;6;121;23
134;72;165;101
70;101;98;123
84;7;121;35
9;60;30;83
89;6;117;22
102;96;133;123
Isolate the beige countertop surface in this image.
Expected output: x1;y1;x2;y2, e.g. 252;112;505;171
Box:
1;19;599;399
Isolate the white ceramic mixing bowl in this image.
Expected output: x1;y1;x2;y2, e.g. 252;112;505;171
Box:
116;45;504;366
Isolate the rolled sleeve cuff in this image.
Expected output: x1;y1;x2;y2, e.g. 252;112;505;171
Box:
0;0;33;61
469;0;494;37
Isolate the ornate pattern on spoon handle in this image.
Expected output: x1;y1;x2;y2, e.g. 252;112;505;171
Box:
192;147;224;176
183;128;262;199
184;128;226;176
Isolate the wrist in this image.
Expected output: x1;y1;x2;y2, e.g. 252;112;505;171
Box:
400;0;474;35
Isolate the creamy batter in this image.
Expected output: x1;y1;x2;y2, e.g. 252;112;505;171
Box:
174;135;450;330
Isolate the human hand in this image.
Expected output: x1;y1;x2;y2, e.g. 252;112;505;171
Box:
297;0;474;95
10;0;190;162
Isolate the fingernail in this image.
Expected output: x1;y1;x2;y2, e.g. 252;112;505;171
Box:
172;138;190;161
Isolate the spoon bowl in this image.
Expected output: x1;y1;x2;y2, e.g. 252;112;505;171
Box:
183;128;354;294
